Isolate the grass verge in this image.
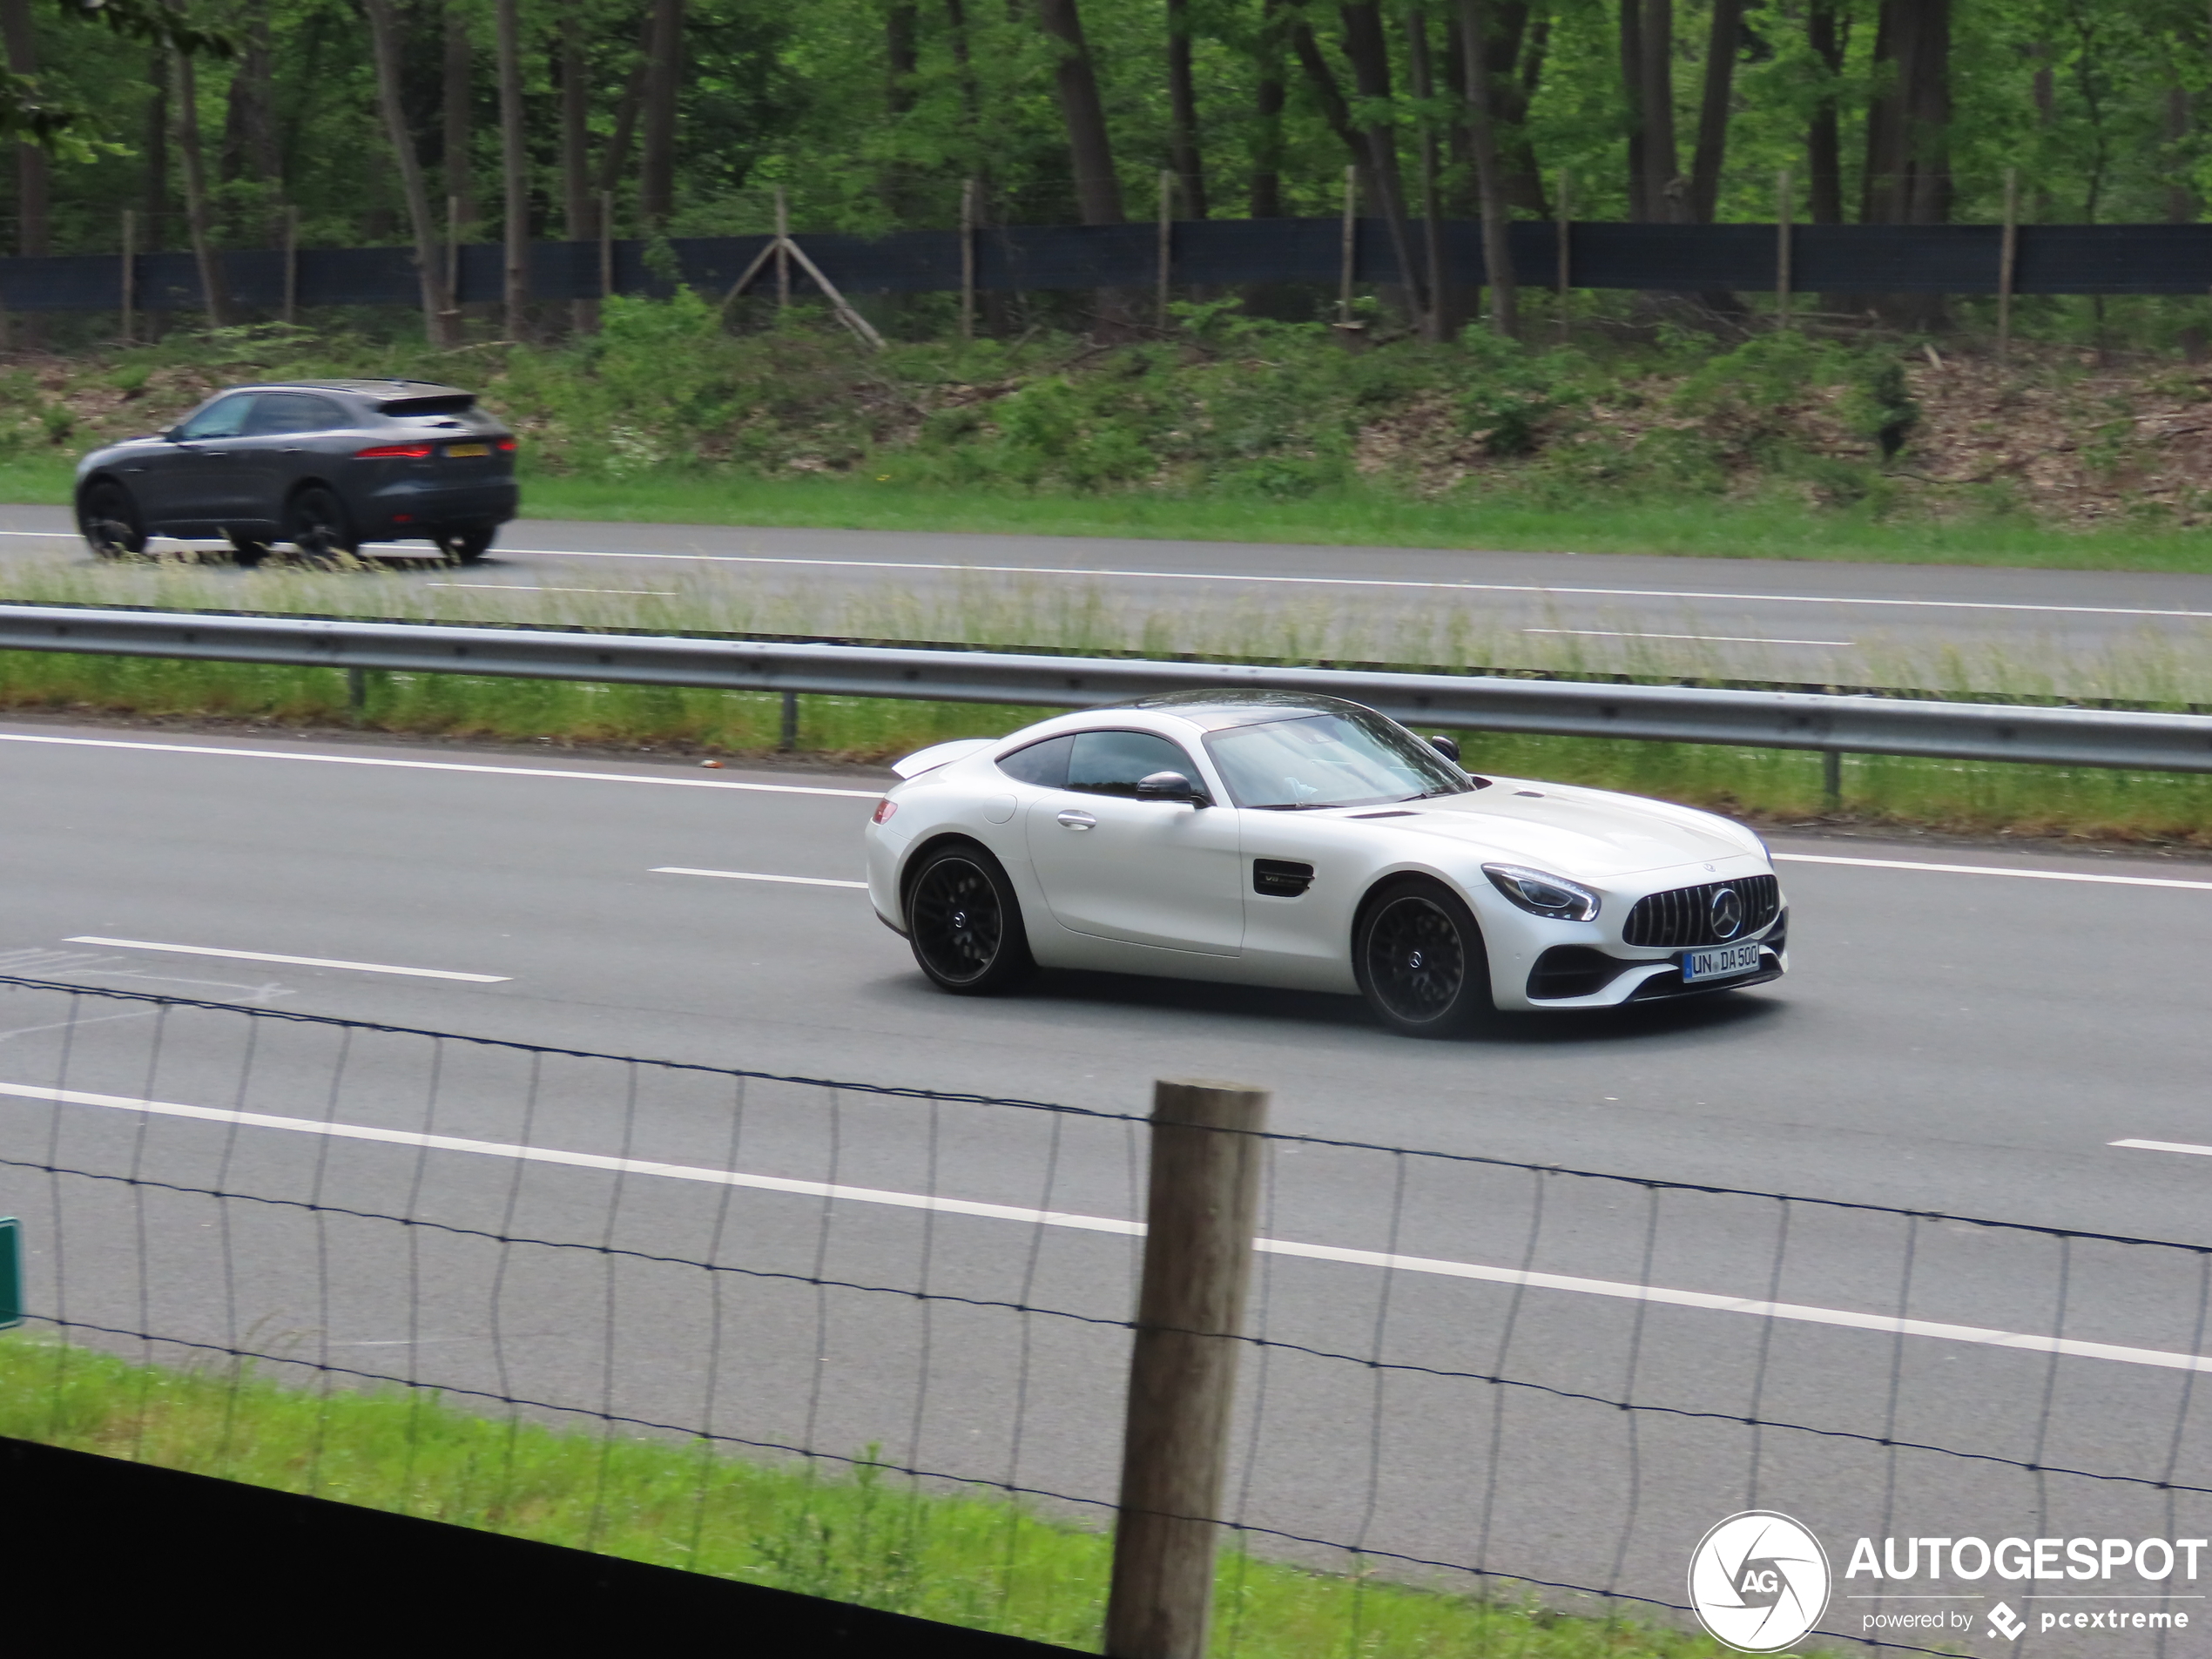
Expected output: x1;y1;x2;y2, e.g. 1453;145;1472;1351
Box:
0;1337;1726;1659
2;648;2207;846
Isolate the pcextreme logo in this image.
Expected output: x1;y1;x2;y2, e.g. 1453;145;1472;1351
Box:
1689;1511;1834;1653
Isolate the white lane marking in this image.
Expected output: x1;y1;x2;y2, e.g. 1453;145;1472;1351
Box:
652;867;869;888
423;583;679;596
0;732;880;798
1774;853;2212;892
485;544;2212;624
64;937;509;983
5;1076;2203;1375
1522;627;1855;647
2114;1139;2212;1158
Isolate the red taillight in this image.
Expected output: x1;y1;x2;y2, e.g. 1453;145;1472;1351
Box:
872;798;898;825
354;442;433;460
496;437;516;452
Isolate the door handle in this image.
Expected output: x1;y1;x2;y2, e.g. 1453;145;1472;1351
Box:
1055;809;1096;829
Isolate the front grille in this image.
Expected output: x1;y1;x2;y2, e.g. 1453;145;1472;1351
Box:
1622;873;1780;948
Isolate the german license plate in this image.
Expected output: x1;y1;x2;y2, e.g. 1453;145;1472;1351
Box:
446;442;490;458
1683;941;1764;982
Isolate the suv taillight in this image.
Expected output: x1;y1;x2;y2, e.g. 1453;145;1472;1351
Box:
354;442;434;460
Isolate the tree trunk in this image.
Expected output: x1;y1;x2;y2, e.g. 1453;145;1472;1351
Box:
1858;0;1951;326
1037;0;1123;224
1459;0;1517;338
640;0;685;227
1166;0;1207;218
562;1;597;329
444;2;475;231
2;0;47;258
1405;5;1455;339
496;0;529;336
1686;0;1741;223
1250;0;1287;216
1637;0;1679;220
172;47;229;327
1494;7;1550;218
1618;0;1646;220
219;1;280;241
2168;86;2195;223
1806;0;1844;224
364;0;458;347
1290;19;1372;204
1337;2;1428;328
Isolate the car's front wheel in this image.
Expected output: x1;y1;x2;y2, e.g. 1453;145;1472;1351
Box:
78;479;146;559
1354;878;1493;1037
285;485;358;564
906;842;1033;995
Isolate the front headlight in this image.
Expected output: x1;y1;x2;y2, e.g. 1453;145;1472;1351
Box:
1483;864;1601;921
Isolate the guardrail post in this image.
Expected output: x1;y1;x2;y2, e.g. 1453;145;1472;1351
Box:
1822;747;1843;809
778;690;799;752
1104;1078;1270;1659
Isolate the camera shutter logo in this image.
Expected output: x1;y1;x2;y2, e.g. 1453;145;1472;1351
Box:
1688;1511;1831;1652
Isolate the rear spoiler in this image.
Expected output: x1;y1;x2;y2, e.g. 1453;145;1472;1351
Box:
379;394;476;416
889;738;995;779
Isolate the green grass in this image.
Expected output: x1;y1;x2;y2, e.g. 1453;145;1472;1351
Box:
0;1337;1730;1659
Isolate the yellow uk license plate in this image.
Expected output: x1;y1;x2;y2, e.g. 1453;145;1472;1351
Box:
446;442;490;458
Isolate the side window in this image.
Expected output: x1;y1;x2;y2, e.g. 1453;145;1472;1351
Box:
995;734;1073;788
175;395;258;441
1067;730;1199;798
246;393;343;436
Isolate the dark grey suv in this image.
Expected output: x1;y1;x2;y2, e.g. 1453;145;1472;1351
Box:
74;379;519;566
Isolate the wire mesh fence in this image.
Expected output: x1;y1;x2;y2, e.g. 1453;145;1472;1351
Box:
1;971;2207;1656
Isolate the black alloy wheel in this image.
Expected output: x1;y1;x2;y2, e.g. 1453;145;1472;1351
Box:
1354;879;1492;1037
906;844;1032;995
78;479;146;559
227;534;272;569
435;524;496;564
285;485;358;565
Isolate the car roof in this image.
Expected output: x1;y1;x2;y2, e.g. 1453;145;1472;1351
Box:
214;379;476;400
1121;688;1371;730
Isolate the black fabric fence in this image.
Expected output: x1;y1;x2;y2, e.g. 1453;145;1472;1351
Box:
3;218;2211;314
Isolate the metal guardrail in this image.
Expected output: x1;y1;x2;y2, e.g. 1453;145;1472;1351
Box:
3;602;2211;772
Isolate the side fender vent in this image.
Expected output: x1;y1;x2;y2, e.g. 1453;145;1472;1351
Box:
1253;859;1315;898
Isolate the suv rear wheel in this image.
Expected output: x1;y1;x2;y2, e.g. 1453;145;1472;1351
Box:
434;524;496;564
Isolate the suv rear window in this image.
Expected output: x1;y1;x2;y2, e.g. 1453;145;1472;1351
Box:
377;394;475;416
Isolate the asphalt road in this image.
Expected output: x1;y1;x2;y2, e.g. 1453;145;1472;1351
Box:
5;504;2212;692
3;718;2209;1649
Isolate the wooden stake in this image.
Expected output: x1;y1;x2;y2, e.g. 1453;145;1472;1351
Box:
281;205;299;327
1999;167;2020;361
960;177;978;342
776;236;887;349
774;185;791;313
1157;168;1174;330
120;209;137;344
447;193;462;310
599;189;615;301
1337;165;1358;327
1775;167;1794;328
1103;1079;1270;1659
1554;167;1571;342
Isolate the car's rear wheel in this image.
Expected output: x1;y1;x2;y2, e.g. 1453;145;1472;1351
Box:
78;479;146;559
1354;878;1493;1037
434;524;496;564
906;843;1033;995
285;485;358;564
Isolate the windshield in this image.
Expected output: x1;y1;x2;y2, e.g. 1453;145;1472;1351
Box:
1203;711;1469;810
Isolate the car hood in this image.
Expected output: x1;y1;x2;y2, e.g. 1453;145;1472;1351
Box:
1351;785;1755;879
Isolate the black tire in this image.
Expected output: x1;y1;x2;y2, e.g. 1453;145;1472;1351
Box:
227;535;272;569
285;485;358;564
77;478;146;559
905;842;1034;995
1354;877;1493;1037
434;524;496;564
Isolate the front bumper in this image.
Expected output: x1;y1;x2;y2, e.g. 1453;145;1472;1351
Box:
1521;909;1789;1008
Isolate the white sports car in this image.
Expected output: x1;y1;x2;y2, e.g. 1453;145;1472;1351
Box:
863;691;1787;1036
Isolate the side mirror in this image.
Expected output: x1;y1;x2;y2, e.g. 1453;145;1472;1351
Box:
1427;734;1462;763
1136;770;1206;806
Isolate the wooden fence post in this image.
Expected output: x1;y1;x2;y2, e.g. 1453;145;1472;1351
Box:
120;209;137;344
1157;168;1174;331
1554;167;1570;342
1103;1078;1270;1659
960;177;978;343
599;189;615;304
1776;167;1793;328
774;185;791;313
281;205;299;327
1999;167;2020;361
446;193;462;312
